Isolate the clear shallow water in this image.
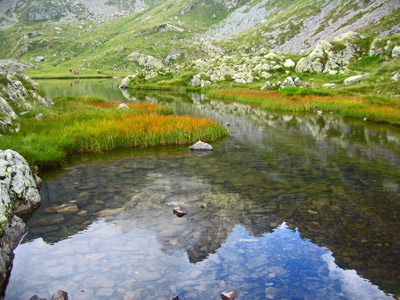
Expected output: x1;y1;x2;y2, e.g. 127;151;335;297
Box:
5;80;400;299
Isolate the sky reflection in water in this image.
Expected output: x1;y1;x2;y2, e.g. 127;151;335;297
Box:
9;222;393;300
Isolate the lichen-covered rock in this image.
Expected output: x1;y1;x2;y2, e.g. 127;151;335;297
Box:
295;40;333;73
369;37;385;56
0;149;41;294
0;60;31;72
392;46;400;58
296;34;358;73
0;72;53;132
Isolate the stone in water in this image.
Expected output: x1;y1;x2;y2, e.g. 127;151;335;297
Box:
187;140;213;151
221;290;239;300
173;206;187;217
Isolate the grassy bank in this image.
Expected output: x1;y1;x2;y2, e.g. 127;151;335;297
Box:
208;87;400;125
0;95;228;168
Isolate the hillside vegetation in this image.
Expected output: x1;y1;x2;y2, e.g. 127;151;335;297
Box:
0;0;399;77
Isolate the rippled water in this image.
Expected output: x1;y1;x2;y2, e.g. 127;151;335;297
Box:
5;80;400;299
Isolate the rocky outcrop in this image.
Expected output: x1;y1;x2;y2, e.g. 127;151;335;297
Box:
0;149;41;294
26;2;69;22
126;52;164;70
119;74;136;89
0;71;53;133
295;34;362;74
0;60;30;73
369;37;400;57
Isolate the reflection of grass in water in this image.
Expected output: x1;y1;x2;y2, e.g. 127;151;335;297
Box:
0;95;228;169
209;89;400;125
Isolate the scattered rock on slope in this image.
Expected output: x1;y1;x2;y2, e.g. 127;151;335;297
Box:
343;73;370;86
126;51;164;70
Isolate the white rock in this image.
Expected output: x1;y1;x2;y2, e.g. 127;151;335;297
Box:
35;56;45;63
283;59;295;68
392;46;400;58
187;140;213;151
322;83;336;88
343;74;370;86
119;75;135;89
117;103;129;110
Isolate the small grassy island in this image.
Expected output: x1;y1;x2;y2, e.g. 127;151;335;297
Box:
0;94;228;169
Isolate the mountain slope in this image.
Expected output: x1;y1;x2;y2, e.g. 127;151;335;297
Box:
0;0;399;75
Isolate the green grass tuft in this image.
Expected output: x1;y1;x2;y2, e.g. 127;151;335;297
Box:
0;95;228;168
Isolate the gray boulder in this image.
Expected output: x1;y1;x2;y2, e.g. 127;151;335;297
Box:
296;35;357;74
0;72;50;132
392;46;400;58
51;290;68;300
369;37;384;56
35;56;45;63
126;52;163;70
280;76;296;88
343;73;370;86
0;150;41;293
0;60;30;72
189;74;202;87
119;75;136;89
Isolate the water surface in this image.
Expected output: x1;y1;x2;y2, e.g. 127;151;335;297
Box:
5;79;400;299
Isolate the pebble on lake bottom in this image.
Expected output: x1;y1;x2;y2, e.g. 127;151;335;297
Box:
221;290;239;300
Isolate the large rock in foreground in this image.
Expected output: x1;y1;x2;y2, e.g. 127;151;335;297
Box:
0;149;41;294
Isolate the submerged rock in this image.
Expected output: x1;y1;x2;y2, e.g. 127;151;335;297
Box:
187;140;213;151
173;206;188;217
51;290;68;300
221;290;239;300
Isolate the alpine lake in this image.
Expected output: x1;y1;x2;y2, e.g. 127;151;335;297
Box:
4;78;400;300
